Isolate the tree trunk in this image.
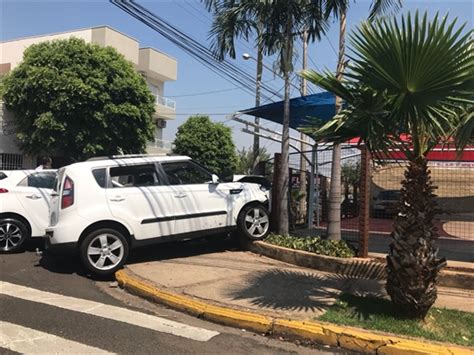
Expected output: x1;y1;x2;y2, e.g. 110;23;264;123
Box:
386;157;446;319
276;11;292;235
327;10;346;241
299;30;308;224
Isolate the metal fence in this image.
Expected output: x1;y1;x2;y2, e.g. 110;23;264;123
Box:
0;153;23;170
262;147;474;242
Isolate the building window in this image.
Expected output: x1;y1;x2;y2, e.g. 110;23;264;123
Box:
0;153;23;170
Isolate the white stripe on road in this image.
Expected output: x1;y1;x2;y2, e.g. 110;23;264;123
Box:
0;321;113;354
0;281;219;342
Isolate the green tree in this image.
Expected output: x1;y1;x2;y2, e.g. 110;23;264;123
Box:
204;0;328;235
3;38;155;161
341;161;360;208
173;115;238;177
301;12;473;318
235;146;271;175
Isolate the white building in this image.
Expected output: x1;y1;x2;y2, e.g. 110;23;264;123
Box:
0;26;177;169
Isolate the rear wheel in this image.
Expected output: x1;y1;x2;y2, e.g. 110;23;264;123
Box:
237;204;270;241
0;218;29;253
80;228;129;276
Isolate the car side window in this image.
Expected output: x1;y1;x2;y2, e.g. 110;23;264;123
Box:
161;161;212;185
92;168;107;188
109;164;161;188
18;172;56;189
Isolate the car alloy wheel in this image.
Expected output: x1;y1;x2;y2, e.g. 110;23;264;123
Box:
86;233;125;272
0;219;27;253
243;206;269;239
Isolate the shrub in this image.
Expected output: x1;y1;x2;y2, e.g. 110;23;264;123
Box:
265;233;355;258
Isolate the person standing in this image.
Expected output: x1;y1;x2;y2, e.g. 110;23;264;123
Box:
35;156;52;170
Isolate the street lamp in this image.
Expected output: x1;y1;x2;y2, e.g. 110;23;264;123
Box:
242;52;263;171
242;53;301;90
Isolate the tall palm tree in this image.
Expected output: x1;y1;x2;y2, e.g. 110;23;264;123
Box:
204;0;328;235
301;12;473;318
323;0;402;240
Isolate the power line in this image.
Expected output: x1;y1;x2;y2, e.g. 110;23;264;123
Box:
168;77;279;98
110;0;283;102
168;87;242;97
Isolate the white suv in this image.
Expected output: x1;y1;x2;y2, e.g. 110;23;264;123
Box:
45;155;270;275
0;170;56;252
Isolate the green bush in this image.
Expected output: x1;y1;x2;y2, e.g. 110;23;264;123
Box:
265;234;355;258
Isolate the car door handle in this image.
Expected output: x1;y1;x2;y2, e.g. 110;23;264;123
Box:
26;194;42;200
174;193;187;198
109;196;125;202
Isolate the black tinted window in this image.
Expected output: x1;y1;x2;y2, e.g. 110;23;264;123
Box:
0;172;7;180
24;172;56;189
162;161;211;185
92;168;107;188
109;164;160;188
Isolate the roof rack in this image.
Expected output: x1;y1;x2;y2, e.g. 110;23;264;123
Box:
86;153;169;161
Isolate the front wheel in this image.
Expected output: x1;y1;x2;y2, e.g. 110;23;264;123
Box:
238;204;270;241
80;228;129;276
0;218;29;253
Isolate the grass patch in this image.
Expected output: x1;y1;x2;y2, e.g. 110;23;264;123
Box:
318;294;473;347
265;234;355;258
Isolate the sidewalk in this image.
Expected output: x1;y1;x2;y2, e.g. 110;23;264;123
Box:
126;248;474;319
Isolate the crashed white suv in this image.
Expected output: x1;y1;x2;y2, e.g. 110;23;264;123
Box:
45;155;270;275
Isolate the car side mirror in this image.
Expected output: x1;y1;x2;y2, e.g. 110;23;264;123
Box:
210;174;219;184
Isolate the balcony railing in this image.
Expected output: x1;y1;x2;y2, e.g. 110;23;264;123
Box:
154;94;176;110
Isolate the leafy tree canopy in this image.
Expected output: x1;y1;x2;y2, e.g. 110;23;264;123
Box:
173;115;237;177
3;38;155;160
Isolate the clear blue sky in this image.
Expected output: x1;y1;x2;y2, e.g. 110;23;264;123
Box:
1;0;472;154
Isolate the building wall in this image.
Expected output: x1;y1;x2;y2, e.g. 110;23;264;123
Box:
0;102;20;154
0;29;93;69
0;26;177;167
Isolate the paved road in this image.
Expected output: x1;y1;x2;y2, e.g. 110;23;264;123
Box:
0;240;349;354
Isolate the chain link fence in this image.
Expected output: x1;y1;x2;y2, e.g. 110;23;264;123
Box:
262;147;474;242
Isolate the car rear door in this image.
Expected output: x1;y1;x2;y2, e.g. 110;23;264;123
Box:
105;163;175;240
14;171;56;233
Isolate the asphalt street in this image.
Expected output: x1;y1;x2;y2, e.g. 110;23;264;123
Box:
0;238;352;354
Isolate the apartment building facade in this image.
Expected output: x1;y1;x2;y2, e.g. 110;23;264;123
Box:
0;26;177;169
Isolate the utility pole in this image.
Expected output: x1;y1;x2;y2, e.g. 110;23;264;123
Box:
252;26;264;173
299;30;308;225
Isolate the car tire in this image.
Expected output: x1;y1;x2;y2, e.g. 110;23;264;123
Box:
0;218;29;253
237;203;270;242
80;228;129;276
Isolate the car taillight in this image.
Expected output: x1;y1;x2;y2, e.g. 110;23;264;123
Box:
61;176;74;209
0;188;8;193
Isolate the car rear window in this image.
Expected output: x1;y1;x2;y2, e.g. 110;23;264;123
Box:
92;168;107;188
0;172;7;180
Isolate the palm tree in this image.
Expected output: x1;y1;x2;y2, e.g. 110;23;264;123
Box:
204;0;328;235
323;0;402;240
301;12;473;318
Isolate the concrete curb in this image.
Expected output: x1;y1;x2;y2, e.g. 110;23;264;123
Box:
247;241;474;290
116;268;472;354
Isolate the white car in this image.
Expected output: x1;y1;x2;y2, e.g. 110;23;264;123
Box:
0;169;56;252
45;155;270;275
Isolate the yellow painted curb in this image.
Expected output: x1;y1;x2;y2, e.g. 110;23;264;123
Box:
115;268;473;354
115;269;273;334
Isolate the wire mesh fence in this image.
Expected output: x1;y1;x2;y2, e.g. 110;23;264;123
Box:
263;146;474;242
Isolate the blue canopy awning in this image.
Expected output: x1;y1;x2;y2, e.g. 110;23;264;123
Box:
240;92;336;130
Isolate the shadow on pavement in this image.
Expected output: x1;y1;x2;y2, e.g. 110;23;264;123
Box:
127;235;239;265
224;268;385;314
